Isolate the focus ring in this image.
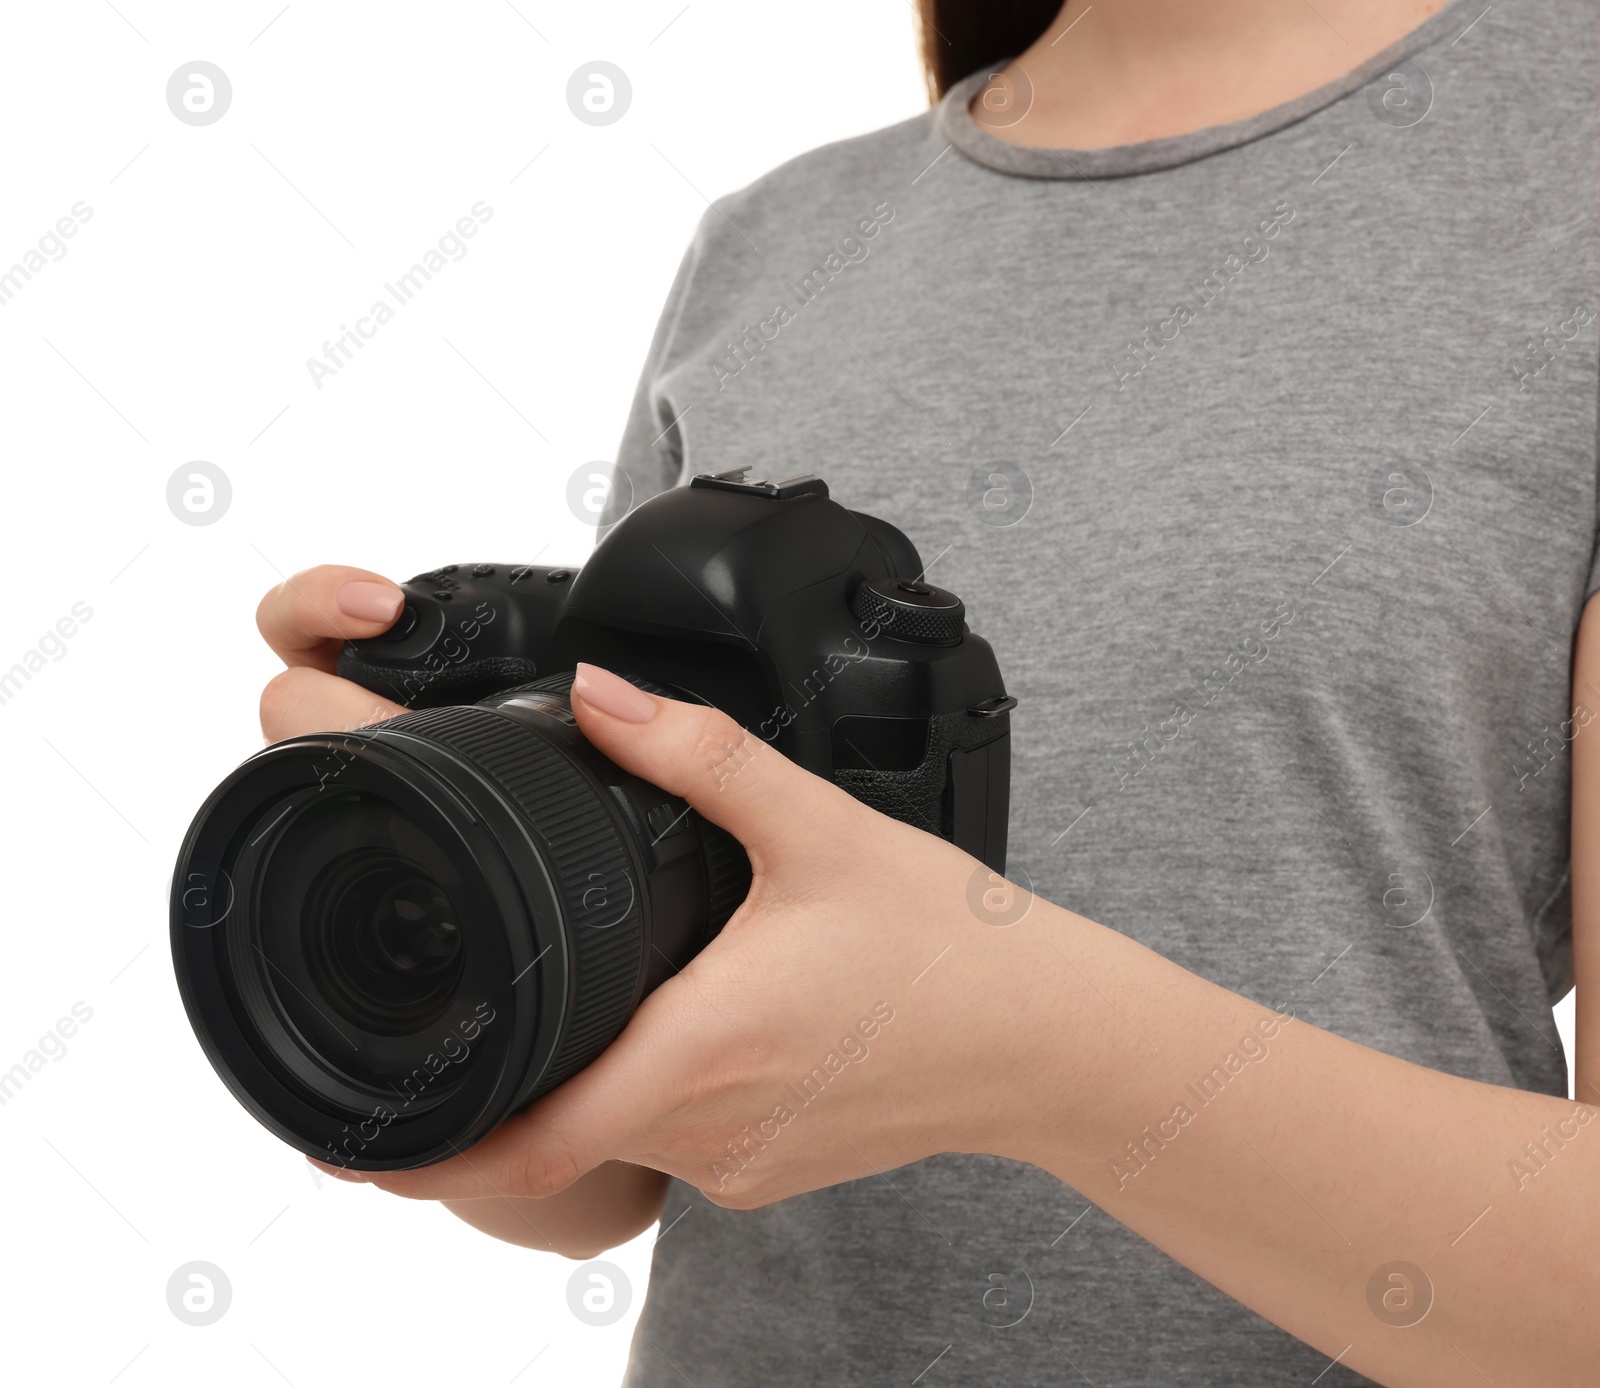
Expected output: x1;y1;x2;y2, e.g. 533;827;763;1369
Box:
375;705;644;1093
501;673;751;942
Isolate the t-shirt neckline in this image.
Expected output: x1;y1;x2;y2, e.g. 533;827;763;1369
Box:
933;0;1477;179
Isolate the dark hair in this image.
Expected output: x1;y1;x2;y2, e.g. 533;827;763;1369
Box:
915;0;1063;101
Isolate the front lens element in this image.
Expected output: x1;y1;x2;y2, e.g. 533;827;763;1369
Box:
302;847;464;1035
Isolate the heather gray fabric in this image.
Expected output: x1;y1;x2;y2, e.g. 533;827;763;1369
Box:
613;1;1599;1382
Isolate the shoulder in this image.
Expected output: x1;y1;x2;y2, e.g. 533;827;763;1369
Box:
675;108;945;291
722;109;942;224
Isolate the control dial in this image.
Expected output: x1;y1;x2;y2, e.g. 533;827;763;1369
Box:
850;576;965;645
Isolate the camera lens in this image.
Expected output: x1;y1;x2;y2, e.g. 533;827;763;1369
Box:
302;848;464;1034
171;674;749;1172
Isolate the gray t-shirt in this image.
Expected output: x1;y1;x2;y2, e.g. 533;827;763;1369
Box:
612;0;1598;1382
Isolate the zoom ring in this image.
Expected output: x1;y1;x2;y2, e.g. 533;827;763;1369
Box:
377;705;645;1096
509;672;751;946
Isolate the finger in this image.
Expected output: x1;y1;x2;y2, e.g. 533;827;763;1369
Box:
349;1065;635;1201
345;985;703;1200
256;565;405;672
569;661;856;864
260;666;406;743
345;1107;594;1201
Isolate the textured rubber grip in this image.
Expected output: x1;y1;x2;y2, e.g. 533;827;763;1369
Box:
338;653;542;710
834;707;1004;839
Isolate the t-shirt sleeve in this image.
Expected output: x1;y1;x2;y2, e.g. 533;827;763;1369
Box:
599;218;708;532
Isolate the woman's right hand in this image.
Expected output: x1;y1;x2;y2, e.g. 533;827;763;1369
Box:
257;564;673;1254
255;565;410;742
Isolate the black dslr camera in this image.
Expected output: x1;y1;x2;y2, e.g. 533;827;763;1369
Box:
171;468;1014;1171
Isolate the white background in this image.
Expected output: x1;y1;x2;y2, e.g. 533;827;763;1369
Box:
0;4;925;1385
0;4;1581;1387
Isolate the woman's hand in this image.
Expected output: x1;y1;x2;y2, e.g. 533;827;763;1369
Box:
255;564;410;741
259;574;678;1256
328;662;1037;1210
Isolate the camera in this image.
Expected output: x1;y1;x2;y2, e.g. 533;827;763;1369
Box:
170;467;1014;1171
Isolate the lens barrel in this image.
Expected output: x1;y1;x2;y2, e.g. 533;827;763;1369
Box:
171;675;749;1171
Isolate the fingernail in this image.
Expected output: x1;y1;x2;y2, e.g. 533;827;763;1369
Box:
572;662;656;723
337;580;403;624
308;1157;366;1183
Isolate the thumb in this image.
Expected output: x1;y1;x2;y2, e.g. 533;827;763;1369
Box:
568;661;853;864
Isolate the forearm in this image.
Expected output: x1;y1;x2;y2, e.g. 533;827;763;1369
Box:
970;907;1597;1387
443;1160;669;1258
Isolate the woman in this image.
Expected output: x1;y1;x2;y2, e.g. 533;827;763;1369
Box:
263;0;1599;1382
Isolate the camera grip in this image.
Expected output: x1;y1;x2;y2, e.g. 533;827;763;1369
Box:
337;562;576;710
834;708;1010;873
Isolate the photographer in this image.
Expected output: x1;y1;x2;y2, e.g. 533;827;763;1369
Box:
255;1;1597;1384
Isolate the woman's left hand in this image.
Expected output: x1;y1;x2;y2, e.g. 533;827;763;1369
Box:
324;662;1043;1208
315;661;1600;1388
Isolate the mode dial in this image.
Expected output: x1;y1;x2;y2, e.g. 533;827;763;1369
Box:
850;576;965;645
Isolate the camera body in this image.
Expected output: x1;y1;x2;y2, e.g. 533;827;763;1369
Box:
171;467;1013;1171
339;466;1014;870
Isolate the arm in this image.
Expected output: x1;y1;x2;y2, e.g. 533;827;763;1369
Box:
989;601;1600;1384
1571;597;1600;1102
340;664;1597;1387
1002;881;1594;1387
